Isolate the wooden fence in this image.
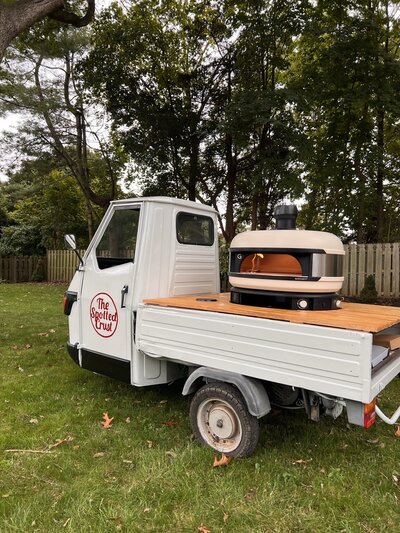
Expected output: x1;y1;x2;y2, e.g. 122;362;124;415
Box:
342;243;400;297
2;244;400;298
0;256;46;283
46;249;86;283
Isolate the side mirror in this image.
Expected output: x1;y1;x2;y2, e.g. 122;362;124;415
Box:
64;234;77;250
64;234;83;266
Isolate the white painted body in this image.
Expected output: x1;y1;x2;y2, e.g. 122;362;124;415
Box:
66;197;400;411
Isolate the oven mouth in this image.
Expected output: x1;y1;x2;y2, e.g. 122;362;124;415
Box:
229;249;344;280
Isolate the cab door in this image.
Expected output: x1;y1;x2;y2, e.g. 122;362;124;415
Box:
79;205;141;383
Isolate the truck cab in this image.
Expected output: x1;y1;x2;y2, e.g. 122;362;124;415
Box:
65;197;219;387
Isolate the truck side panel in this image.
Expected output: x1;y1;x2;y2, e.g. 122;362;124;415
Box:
137;305;374;403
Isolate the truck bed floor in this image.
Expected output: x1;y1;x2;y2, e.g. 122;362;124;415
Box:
143;293;400;333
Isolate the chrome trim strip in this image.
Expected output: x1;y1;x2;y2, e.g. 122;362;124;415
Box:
311;254;344;277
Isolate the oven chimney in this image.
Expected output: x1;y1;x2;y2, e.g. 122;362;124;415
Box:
274;204;298;230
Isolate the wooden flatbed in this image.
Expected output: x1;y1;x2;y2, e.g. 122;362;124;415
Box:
143;292;400;334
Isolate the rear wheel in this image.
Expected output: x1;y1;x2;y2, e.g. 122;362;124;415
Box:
189;382;259;458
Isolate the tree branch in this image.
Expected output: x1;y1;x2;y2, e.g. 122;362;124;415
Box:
49;0;95;28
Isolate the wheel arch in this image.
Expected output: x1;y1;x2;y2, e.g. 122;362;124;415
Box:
182;367;271;418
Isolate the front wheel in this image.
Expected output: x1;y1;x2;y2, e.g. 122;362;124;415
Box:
189;382;260;458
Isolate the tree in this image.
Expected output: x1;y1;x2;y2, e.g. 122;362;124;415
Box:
83;0;240;237
291;0;400;242
0;0;95;62
0;25;126;239
0;155;90;254
83;0;307;242
223;0;306;232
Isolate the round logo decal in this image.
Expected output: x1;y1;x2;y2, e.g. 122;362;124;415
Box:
90;292;118;338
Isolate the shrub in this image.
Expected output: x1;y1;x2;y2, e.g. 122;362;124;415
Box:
31;257;46;282
359;274;378;303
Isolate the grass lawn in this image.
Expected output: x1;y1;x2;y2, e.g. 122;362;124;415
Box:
1;283;400;533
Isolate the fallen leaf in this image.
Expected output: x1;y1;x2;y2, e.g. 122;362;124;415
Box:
159;400;168;404
93;452;105;458
395;426;400;438
378;442;385;448
73;445;80;450
146;440;153;448
11;345;18;350
110;516;123;530
48;436;74;449
29;418;39;425
25;344;32;349
164;420;177;427
320;468;326;474
49;329;56;334
125;417;131;423
18;366;24;373
62;518;70;528
37;332;49;337
144;508;151;513
293;458;312;465
213;453;232;468
244;488;256;501
223;511;228;524
198;525;211;533
123;459;133;464
165;450;177;458
392;474;399;485
366;438;379;445
101;412;114;429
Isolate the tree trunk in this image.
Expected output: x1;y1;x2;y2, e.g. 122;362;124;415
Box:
0;0;94;62
188;132;199;202
0;0;62;61
251;191;258;230
375;106;385;242
225;132;237;243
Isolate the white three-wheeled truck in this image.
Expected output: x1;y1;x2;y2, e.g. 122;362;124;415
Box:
64;197;400;457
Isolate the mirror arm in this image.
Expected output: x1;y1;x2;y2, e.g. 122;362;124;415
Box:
74;249;84;266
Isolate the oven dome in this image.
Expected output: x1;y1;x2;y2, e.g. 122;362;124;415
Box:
230;230;344;256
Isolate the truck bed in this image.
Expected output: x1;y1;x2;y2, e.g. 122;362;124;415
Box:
143;293;400;333
137;294;400;404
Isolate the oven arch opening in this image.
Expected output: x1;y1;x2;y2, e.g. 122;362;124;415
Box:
239;253;303;277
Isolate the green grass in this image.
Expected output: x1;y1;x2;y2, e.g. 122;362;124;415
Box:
1;283;400;533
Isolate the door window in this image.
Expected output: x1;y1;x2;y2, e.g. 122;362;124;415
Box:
96;208;140;270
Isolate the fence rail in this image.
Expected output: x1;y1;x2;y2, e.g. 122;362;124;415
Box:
2;244;400;298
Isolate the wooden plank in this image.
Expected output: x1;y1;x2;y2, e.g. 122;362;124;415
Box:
366;244;374;277
349;244;357;296
143;293;400;334
383;244;392;298
375;243;383;295
393;243;399;297
357;244;366;295
342;245;349;295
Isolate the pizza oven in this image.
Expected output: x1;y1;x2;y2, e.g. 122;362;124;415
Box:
229;205;345;310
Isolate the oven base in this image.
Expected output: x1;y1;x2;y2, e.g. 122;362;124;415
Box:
230;287;341;311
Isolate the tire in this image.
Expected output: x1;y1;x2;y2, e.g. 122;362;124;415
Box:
189;382;260;458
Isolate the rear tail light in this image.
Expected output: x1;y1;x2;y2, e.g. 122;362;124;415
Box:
64;291;78;316
364;399;376;428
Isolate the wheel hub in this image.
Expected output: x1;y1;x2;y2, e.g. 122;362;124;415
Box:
208;403;237;439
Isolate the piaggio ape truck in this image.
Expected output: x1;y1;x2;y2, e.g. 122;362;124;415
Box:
64;197;400;457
